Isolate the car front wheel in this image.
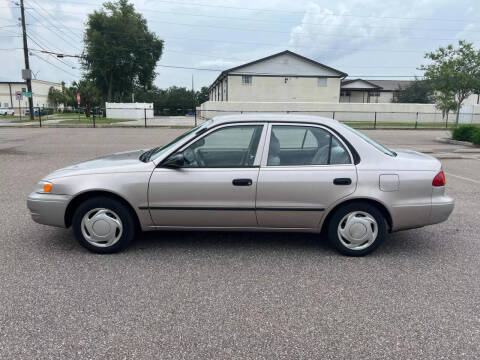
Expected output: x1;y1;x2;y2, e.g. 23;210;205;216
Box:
327;202;387;256
72;196;136;254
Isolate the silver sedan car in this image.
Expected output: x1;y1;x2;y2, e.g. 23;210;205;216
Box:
27;114;454;256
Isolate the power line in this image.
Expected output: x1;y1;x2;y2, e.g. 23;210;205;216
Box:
152;35;431;54
26;3;82;49
29;0;82;41
26;5;480;36
29;49;423;77
27;33;77;69
31;52;79;77
46;0;479;23
27;1;480;40
24;9;82;52
27;28;78;68
36;19;479;43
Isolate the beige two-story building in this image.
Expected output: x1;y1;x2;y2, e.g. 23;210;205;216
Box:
208;50;347;103
207;50;480;106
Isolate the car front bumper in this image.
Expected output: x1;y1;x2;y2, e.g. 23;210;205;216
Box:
27;192;71;228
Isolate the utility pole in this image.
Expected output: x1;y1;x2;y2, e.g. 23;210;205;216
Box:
192;74;197;126
20;0;34;120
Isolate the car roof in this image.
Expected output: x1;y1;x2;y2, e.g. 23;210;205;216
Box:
211;113;340;127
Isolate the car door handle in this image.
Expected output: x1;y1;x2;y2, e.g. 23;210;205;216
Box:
333;178;352;185
232;178;253;186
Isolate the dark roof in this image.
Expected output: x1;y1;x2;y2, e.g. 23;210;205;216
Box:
341;79;415;92
209;50;348;90
0;81;26;84
341;78;382;89
365;79;413;91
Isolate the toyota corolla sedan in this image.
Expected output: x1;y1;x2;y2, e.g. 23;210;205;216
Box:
27;114;454;256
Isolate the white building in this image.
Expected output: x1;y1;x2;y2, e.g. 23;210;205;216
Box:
207;50;480;105
0;79;63;114
208;50;347;103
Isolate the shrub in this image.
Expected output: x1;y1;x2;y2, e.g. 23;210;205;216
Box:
451;124;480;142
471;127;480;145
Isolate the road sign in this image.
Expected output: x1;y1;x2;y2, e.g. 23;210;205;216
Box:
21;91;33;97
15;91;23;101
77;93;80;105
22;69;32;80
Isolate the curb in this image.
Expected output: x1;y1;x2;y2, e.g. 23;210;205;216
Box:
435;137;478;147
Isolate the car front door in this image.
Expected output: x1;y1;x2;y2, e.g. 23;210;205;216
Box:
256;123;357;230
148;123;266;228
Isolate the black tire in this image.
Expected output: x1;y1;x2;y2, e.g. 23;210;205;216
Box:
72;196;137;254
327;202;387;256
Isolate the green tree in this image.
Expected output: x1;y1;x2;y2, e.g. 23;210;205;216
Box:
77;80;102;116
47;87;66;108
134;85;209;115
196;86;210;105
420;40;480;126
393;78;434;103
434;91;458;122
83;0;163;102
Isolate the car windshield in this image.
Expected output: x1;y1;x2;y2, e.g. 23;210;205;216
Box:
340;123;396;157
146;120;212;161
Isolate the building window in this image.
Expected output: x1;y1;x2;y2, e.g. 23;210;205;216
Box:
242;75;252;85
370;90;380;97
341;91;351;97
284;77;289;84
317;77;327;87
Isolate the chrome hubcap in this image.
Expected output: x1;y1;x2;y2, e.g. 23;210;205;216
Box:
81;208;123;247
337;211;378;250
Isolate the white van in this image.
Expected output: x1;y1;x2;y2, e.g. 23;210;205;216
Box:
0;107;15;116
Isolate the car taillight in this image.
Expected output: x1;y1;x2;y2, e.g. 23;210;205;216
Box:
432;171;446;187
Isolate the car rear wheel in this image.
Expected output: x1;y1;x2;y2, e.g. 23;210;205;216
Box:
72;196;136;254
327;202;387;256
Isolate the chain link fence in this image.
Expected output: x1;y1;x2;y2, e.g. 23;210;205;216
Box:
5;106;480;129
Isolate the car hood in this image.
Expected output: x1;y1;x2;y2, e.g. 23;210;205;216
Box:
392;149;442;171
44;149;152;179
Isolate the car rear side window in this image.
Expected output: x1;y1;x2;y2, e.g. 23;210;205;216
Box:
267;125;351;166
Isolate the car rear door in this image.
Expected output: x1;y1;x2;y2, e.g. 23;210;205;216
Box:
148;123;267;228
256;123;357;230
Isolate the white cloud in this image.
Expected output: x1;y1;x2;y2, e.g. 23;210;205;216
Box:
288;1;408;62
198;59;236;68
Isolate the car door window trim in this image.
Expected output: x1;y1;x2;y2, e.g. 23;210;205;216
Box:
261;123;354;167
160;123;267;169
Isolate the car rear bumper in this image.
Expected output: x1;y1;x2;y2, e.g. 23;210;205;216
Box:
391;196;454;231
27;192;71;228
430;195;454;225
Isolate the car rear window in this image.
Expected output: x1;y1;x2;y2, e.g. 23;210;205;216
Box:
340;123;396;157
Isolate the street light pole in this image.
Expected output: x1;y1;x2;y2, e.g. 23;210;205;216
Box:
20;0;34;120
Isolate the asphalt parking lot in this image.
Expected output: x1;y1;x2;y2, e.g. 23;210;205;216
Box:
1;128;479;359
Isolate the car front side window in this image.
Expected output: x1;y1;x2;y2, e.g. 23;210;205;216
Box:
181;125;263;168
267;125;351;166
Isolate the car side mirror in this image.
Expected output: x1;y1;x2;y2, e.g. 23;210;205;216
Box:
163;153;185;169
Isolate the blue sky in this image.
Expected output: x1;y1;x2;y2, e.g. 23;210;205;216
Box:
0;0;479;90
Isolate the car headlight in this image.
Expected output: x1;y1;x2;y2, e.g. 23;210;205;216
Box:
36;181;53;193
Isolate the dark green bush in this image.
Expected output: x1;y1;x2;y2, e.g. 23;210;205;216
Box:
40;108;53;116
451;124;480;142
471;127;480;145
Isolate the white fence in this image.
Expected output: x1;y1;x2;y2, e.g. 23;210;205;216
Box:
198;101;480;126
105;102;154;120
